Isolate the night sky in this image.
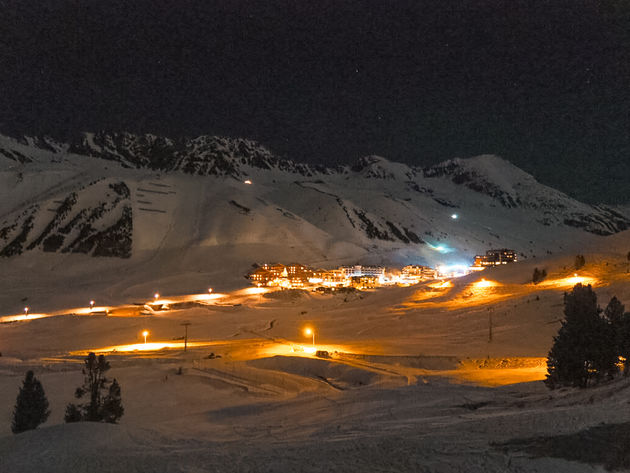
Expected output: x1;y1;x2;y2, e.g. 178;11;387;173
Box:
1;0;629;204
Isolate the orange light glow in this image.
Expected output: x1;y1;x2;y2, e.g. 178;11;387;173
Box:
73;306;111;315
239;287;270;296
192;293;225;302
0;313;46;323
539;275;598;289
474;278;497;288
428;280;452;289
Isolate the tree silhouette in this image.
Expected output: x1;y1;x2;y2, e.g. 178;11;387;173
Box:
546;284;617;389
12;370;50;434
574;254;586;270
65;352;124;423
532;267;547;284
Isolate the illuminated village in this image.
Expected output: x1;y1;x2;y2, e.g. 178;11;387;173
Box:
248;248;518;290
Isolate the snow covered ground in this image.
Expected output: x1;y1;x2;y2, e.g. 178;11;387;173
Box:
1;247;630;472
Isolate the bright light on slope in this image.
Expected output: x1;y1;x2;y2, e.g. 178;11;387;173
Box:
428;280;452;289
436;264;470;278
474;278;498;288
240;287;270;296
0;313;47;323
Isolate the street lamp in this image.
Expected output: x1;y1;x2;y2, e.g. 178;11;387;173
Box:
154;293;160;301
208;288;213;293
23;307;29;316
89;300;95;310
304;327;315;346
142;330;149;344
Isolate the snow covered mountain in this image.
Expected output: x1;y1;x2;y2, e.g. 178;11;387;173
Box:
0;132;628;274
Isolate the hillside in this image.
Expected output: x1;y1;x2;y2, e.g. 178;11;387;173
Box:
0;132;628;313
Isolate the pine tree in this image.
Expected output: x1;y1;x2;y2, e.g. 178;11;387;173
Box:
65;352;124;424
574;254;586;270
101;379;124;423
12;370;50;434
532;267;547;284
545;284;617;389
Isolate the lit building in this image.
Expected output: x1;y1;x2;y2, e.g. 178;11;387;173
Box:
402;265;436;279
473;249;518;267
339;265;385;278
350;275;379;289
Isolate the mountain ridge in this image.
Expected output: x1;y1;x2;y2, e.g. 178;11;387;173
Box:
0;132;628;266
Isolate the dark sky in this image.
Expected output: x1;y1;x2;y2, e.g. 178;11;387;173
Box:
1;0;629;204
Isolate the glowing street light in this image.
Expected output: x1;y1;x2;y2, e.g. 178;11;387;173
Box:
142;330;149;344
23;307;29;316
208;288;213;293
154;293;160;301
244;179;252;185
451;213;458;219
304;327;315;346
89;300;95;310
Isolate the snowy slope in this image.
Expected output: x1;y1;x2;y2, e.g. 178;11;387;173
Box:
0;132;627;277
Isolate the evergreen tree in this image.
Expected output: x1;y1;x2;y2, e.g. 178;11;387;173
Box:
545;284;617;389
532;267;547;284
65;352;124;424
12;370;50;434
101;379;124;423
574;254;586;270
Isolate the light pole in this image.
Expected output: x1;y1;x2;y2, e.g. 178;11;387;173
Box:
89;300;95;310
304;327;315;346
154;293;160;301
181;322;191;352
23;307;29;316
142;330;149;345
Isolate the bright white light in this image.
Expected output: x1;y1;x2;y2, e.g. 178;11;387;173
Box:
451;213;458;219
427;242;452;254
244;180;252;185
436;263;470;278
